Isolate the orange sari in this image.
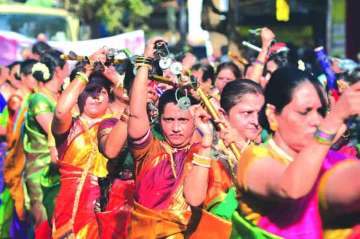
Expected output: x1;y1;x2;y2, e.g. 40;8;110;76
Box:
52;119;108;239
3;96;29;220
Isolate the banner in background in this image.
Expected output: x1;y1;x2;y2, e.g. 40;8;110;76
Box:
0;30;145;66
0;31;33;65
49;30;145;56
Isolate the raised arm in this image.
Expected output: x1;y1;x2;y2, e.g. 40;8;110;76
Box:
52;64;91;134
241;81;360;200
128;37;162;139
184;105;214;206
246;27;275;85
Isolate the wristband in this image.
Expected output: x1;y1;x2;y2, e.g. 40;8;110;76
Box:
135;63;152;71
253;59;265;66
313;128;336;145
192;153;212;168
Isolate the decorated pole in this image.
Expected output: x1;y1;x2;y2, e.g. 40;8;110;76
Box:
195;87;242;161
150;75;176;86
60;49;132;65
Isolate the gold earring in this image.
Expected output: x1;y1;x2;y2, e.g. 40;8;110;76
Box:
265;108;271;117
269;121;278;132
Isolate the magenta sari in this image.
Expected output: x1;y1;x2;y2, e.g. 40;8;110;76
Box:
260;150;355;238
239;141;356;239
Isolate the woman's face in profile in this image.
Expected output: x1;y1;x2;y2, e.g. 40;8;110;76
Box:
274;82;324;152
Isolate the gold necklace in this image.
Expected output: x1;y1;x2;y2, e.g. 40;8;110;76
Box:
160;141;191;179
268;138;294;162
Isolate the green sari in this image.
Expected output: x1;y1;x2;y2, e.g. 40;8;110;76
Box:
0;106;9;128
196;140;281;239
23;92;59;225
0;107;12;238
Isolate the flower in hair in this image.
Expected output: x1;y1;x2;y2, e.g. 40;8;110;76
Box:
32;62;50;81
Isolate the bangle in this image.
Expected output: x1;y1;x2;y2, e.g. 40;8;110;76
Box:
135;63;152;71
135;56;153;65
313;128;336;145
192;153;212;168
76;72;89;84
253;59;265;66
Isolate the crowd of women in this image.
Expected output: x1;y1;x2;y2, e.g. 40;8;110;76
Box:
0;27;359;239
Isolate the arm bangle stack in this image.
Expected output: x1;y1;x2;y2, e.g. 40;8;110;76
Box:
192;153;212;168
313;128;336;145
135;56;153;70
135;56;153;64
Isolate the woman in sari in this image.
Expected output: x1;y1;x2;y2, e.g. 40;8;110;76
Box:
233;67;359;238
95;64;135;239
51;57;125;238
95;105;134;239
185;67;360;238
23;50;68;237
184;79;277;238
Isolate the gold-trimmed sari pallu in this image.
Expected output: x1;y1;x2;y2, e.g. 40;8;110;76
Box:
130;202;232;239
129;149;192;239
128;138;193;239
130;201;190;239
52;120;108;239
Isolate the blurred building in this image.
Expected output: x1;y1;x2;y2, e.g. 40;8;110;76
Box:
149;0;359;60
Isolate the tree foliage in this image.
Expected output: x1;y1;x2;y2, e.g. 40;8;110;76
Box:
64;0;162;36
